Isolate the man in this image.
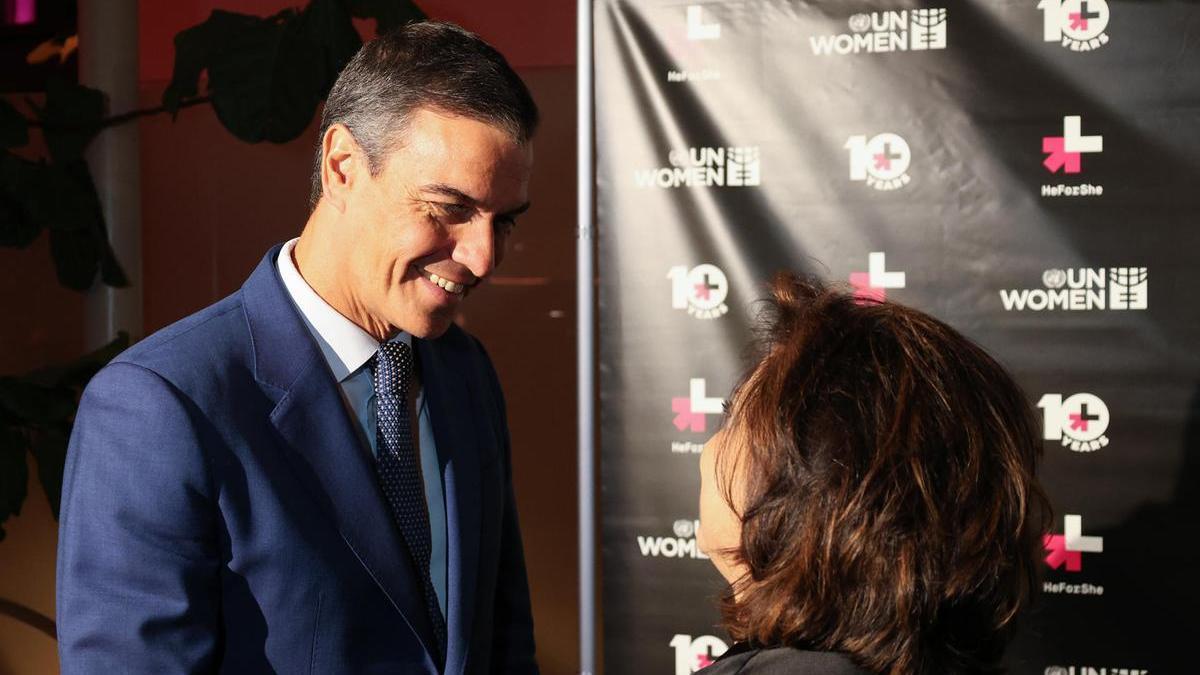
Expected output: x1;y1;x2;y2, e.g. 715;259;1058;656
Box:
57;22;538;674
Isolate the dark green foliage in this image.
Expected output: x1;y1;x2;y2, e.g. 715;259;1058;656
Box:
30;429;69;521
0;99;29;149
0;427;29;542
29;77;105;163
163;0;425;144
164;9;324;143
0;150;127;290
45;160;127;290
3;0;425;288
1;78;127;289
351;0;428;34
0;333;127;538
0;155;42;248
302;0;368;96
0;0;425;537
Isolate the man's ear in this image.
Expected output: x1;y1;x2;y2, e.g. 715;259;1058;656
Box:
321;124;360;213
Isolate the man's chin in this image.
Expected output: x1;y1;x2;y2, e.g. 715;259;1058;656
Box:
400;312;456;340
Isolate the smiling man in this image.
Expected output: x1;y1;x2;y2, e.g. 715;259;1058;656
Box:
57;23;539;674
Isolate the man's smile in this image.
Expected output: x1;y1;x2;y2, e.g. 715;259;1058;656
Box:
415;265;469;295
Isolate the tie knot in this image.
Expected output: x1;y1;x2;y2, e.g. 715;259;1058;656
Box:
372;340;413;396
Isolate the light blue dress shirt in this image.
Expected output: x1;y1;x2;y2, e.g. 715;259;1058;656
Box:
276;239;447;618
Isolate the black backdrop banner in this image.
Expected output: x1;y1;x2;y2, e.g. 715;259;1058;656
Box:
594;1;1200;673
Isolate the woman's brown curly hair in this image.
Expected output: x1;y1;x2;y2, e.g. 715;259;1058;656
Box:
715;273;1052;674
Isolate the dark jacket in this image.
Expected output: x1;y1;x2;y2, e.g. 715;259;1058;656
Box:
701;642;872;675
57;245;538;674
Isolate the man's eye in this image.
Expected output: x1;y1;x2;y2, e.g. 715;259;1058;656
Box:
496;216;517;233
430;202;472;220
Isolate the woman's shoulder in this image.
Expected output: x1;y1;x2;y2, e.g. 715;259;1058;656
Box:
701;644;872;675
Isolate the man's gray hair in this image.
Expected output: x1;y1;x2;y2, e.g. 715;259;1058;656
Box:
309;21;539;207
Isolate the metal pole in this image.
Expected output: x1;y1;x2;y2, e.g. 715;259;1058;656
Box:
79;0;142;348
576;0;596;672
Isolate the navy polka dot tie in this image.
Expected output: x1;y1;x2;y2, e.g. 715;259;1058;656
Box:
371;341;446;660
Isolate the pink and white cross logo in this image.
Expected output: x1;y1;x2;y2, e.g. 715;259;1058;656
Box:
1069;2;1097;30
671;378;725;432
1044;514;1104;572
1038;0;1110;51
849;252;905;303
1043;115;1103;174
845;133;912;191
670;634;730;675
667;264;730;319
1038;392;1110;452
874;144;899;171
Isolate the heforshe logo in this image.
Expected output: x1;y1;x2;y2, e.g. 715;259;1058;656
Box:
846;133;912;190
1044;514;1103;572
668;264;730;319
1043;115;1102;174
1039;392;1110;452
849;252;905;303
670;634;730;674
1038;0;1110;51
686;4;720;41
672;379;725;432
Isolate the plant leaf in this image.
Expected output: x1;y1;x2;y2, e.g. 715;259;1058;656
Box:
0;156;120;293
38;78;106;164
29;427;68;519
24;332;130;390
69;331;131;385
298;0;363;98
31;160;106;291
64;160;128;288
0;153;53;226
0;154;42;248
18;331;128;522
162;23;208;114
0;378;76;426
163;10;270;114
350;0;427;34
48;225;99;291
0;99;29;149
209;11;326;143
0;425;30;542
165;9;328;144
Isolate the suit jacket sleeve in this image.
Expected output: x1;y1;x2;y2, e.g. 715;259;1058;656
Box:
57;362;221;673
476;340;539;674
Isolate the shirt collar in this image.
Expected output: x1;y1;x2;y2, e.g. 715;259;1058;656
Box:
276;238;411;382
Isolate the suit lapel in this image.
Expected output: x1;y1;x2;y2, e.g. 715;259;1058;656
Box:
241;247;438;661
417;338;481;675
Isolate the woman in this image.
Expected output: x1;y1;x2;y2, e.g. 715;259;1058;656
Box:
697;274;1051;674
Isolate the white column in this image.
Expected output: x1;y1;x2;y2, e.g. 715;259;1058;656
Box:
79;0;142;348
576;0;596;673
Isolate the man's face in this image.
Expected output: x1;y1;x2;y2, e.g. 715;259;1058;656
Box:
340;108;533;339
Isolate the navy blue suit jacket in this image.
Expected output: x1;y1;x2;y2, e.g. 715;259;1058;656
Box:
57;246;538;674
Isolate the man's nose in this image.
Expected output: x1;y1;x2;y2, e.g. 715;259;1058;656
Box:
451;217;496;281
